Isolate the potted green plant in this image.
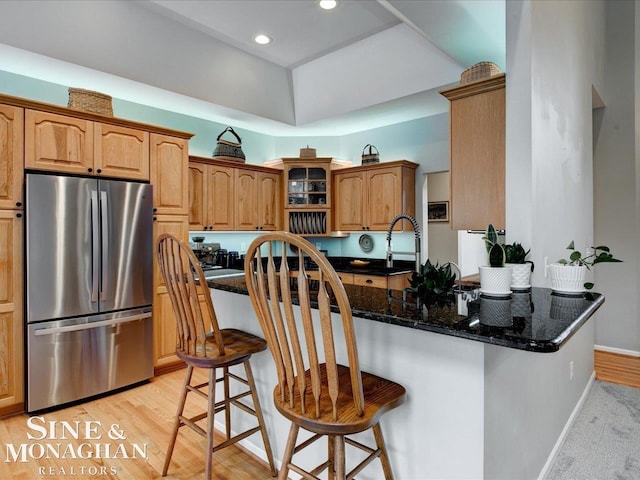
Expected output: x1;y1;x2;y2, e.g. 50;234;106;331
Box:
549;241;622;293
479;224;512;296
504;242;535;290
406;259;457;307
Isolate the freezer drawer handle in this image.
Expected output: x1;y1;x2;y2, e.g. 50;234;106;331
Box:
33;313;151;336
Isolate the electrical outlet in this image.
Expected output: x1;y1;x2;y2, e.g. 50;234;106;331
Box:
315;242;322;250
240;243;246;252
569;361;574;381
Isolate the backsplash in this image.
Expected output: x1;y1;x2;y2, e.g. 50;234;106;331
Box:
188;230;417;260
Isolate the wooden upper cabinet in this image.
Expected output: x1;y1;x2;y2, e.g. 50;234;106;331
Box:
333;161;417;231
0;210;24;411
25;111;151;181
207;165;235;230
188;162;207;230
151;133;189;215
333;170;366;231
235;169;258;230
440;74;505;230
94;123;149;180
257;171;281;230
235;169;281;231
25;110;94;175
0;105;23;210
188;157;281;232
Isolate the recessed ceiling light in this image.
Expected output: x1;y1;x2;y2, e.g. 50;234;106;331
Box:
319;0;337;10
254;34;271;45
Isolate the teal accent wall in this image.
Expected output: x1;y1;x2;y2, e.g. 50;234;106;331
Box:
2;69;447;260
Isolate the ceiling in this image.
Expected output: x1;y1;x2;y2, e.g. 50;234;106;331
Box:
0;0;505;135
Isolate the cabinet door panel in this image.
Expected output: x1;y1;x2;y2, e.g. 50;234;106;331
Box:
188;163;207;230
0;105;23;210
449;89;505;230
95;123;149;180
368;167;403;231
258;172;281;230
152;215;189;289
208;166;235;230
25;110;94;175
234;169;258;230
333;171;366;230
154;287;178;367
150;134;188;215
0;211;23;409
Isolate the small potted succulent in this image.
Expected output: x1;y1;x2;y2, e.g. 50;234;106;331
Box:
479;224;512;296
549;241;622;293
504;242;535;290
406;259;457;308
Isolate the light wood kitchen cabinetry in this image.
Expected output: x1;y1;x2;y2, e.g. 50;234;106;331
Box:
0;104;23;415
188;156;282;231
25;110;151;180
151;134;189;215
283;158;332;236
152;214;189;370
440;74;505;230
151;133;190;371
235;169;281;231
333;160;417;231
0;212;23;415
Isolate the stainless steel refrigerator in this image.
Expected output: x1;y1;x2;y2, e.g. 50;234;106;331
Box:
25;173;154;412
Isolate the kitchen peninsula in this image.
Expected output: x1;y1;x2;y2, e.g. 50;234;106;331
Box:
205;275;603;479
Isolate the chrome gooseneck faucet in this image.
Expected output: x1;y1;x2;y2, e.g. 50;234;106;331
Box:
385;213;421;272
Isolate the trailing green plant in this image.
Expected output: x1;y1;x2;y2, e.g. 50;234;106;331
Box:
504;242;535;272
406;259;457;307
482;224;505;267
557;241;623;290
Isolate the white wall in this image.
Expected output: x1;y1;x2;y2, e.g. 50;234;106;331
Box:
593;0;640;353
505;0;605;288
427;172;458;265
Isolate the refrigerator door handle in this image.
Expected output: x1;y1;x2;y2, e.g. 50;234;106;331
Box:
100;190;109;302
33;313;152;336
91;190;100;303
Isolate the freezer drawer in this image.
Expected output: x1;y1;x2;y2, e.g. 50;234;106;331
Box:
27;309;153;412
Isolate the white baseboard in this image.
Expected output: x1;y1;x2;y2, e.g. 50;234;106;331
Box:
594;344;640;357
537;371;596;480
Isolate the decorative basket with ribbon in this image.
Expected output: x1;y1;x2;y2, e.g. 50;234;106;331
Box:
212;127;245;162
361;144;380;164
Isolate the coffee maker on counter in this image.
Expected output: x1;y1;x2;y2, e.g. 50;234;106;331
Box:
190;237;220;267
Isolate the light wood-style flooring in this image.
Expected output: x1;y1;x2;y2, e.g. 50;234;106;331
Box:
0;368;276;479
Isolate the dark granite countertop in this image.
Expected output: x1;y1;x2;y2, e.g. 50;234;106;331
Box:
206;275;604;353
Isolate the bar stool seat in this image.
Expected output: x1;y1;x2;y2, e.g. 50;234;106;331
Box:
156;233;277;480
245;231;407;480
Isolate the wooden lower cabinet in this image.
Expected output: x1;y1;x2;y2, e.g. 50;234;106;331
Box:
152;215;189;371
0;210;23;415
292;270;411;291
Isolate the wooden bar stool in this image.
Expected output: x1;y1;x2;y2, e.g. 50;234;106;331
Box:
244;232;407;480
156;233;277;479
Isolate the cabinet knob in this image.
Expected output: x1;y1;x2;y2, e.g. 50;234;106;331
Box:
15;202;22;207
16;213;22;218
97;169;102;174
365;279;373;284
88;168;93;173
153;208;157;213
153;216;157;221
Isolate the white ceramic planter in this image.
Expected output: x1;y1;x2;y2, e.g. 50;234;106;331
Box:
507;263;532;290
548;263;587;294
478;265;512;297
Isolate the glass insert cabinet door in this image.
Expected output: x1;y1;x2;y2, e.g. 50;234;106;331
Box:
287;167;327;206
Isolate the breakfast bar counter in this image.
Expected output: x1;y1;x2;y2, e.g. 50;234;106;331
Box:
206;276;604;353
205;277;603;479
